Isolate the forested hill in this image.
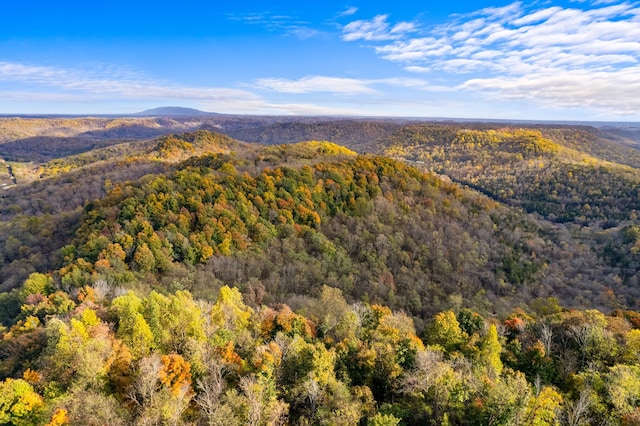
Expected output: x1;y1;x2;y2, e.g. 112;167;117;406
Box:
380;125;640;225
1;125;640;424
0;129;637;322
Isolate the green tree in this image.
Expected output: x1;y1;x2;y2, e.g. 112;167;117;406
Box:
0;378;43;425
478;324;503;378
471;370;531;426
210;285;255;353
606;364;640;420
133;242;156;272
141;290;206;360
401;348;457;423
369;412;401;426
523;386;563;426
425;311;465;353
312;285;350;339
19;273;54;299
110;292;154;360
40;312;113;391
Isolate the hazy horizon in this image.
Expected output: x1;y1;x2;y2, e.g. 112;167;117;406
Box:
2;107;640;127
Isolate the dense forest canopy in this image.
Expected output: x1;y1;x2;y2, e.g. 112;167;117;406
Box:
1;117;640;424
381;126;640;225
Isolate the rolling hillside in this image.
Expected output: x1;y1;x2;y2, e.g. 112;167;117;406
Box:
380;125;640;225
0;127;638;315
1;121;640;425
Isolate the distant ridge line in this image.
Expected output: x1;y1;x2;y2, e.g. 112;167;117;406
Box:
133;106;221;117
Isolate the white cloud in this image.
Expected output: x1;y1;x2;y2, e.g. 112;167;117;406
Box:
288;27;320;39
375;37;452;62
0;61;259;102
461;66;640;114
226;12;319;40
338;7;358;18
391;22;416;34
253;76;378;94
0;62;72;85
511;7;563;26
252;75;451;96
473;2;524;21
0;61;295;115
0;61;447;116
258;101;364;115
404;65;431;73
342;15;415;41
441;58;491;73
383;77;454;92
0;60;464;117
342;1;640;116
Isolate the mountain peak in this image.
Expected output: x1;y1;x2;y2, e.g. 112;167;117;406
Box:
134;106;218;117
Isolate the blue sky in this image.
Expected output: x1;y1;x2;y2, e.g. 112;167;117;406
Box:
1;0;640;121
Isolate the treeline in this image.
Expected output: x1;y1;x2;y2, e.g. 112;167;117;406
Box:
2;279;640;425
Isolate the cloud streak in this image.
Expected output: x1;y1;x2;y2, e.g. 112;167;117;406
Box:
342;1;640;116
252;75;449;95
0;61;303;114
338;7;358;18
253;76;378;94
226;11;320;39
0;61;401;116
0;61;259;102
342;14;416;41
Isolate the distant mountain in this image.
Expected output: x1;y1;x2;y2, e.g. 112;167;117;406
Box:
134;106;219;117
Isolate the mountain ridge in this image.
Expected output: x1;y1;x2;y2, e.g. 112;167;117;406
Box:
133;106;220;117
